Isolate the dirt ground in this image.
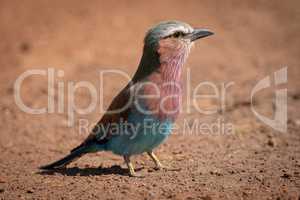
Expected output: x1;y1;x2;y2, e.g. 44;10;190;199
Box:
0;0;300;199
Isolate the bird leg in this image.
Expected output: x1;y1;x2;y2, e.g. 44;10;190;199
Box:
147;151;164;170
123;155;144;177
147;151;181;171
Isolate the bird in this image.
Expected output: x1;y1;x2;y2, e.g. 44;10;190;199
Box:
40;20;213;177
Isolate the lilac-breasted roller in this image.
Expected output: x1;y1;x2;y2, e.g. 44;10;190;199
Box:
40;20;213;177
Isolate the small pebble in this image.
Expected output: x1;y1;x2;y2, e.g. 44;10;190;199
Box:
27;189;34;194
281;173;291;179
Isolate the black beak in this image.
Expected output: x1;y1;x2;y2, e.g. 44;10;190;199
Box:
187;29;214;41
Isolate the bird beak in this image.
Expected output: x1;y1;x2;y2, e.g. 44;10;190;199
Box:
187;29;214;42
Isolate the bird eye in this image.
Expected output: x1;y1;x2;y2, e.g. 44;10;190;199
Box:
173;31;184;38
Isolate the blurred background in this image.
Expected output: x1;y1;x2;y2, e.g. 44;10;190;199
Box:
0;0;299;199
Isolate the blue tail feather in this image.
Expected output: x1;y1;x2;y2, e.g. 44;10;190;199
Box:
40;145;90;170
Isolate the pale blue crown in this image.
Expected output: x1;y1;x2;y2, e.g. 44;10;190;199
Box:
144;20;194;47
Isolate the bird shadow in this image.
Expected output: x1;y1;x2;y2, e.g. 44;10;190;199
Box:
38;165;144;177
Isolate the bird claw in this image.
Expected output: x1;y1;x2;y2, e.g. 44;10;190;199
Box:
129;172;145;178
154;165;181;171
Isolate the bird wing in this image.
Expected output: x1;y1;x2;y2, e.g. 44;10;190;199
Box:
72;83;134;151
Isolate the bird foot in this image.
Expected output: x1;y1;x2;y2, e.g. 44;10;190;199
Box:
129;172;145;178
154;164;181;171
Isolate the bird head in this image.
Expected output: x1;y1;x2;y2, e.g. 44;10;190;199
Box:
144;20;213;49
133;20;213;82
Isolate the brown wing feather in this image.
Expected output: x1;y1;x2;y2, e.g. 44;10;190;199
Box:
72;83;133;151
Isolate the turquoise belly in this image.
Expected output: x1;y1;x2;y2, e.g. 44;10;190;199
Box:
106;113;173;156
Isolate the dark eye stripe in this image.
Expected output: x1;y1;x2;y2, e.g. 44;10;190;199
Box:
162;31;185;39
173;31;185;38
